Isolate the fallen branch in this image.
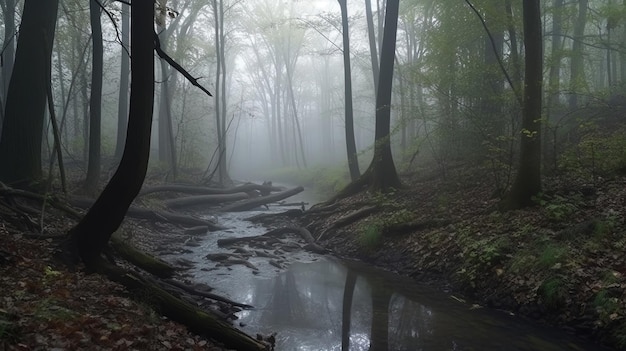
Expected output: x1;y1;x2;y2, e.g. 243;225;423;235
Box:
110;233;176;278
163;279;253;309
220;186;304;212
92;258;268;350
69;197;226;231
318;205;379;241
140;183;284;196
164;193;249;209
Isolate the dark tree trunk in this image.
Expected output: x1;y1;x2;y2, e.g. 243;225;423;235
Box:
365;0;379;94
67;0;155;265
0;0;59;186
84;0;104;194
0;0;16;133
115;2;130;160
341;271;357;351
503;0;543;209
369;0;401;191
338;0;361;181
569;0;588;109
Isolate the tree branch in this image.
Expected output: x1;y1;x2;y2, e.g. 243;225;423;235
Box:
154;31;213;97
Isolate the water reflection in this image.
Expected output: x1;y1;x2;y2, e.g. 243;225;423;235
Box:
205;258;602;351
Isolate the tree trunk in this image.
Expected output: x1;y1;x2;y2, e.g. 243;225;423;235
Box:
369;0;401;191
365;0;379;94
569;0;588;109
0;0;15;136
338;0;361;181
0;0;59;186
341;270;357;351
66;0;155;265
84;0;104;194
503;0;543;209
115;2;130;160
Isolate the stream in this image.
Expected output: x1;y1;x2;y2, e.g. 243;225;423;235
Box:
162;187;606;351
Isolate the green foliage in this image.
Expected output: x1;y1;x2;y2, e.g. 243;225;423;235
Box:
260;166;349;199
594;290;620;319
0;310;17;343
533;193;583;221
538;276;567;309
537;244;567;270
559;125;626;179
358;224;382;250
34;299;78;322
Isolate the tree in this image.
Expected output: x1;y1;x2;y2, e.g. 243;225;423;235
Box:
0;0;59;186
115;1;130;160
502;0;543;209
84;0;104;194
156;0;178;179
368;0;402;191
338;0;360;181
332;0;401;199
66;0;156;265
210;0;231;185
569;0;588;109
0;0;16;134
364;0;379;94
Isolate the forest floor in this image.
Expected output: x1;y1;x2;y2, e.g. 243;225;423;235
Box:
293;167;626;350
2;166;626;350
0;192;234;350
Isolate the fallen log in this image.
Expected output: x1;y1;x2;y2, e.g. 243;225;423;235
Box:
110;233;176;278
93;258;268;350
139;183;284;196
220;186;304;212
163;279;253;309
164;193;249;209
69;197;226;231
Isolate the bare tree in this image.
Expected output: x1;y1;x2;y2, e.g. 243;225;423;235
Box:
502;0;543;209
84;0;104;194
338;0;360;181
0;0;59;186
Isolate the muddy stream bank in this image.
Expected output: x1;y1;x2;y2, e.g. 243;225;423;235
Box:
153;186;607;350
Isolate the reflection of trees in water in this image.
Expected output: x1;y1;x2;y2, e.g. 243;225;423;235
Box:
369;282;391;351
261;269;309;326
388;295;435;350
342;270;357;350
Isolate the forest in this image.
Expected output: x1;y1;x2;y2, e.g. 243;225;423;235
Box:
1;0;626;350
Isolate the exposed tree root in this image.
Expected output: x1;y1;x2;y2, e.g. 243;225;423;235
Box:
217;226;327;254
317;205;379;241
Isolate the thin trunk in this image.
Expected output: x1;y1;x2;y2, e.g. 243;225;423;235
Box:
0;0;16;136
569;0;588;109
338;0;360;181
115;2;130;160
365;0;379;93
504;0;543;209
84;0;103;194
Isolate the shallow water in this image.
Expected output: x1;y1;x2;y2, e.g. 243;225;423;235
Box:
201;258;604;351
166;186;607;351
